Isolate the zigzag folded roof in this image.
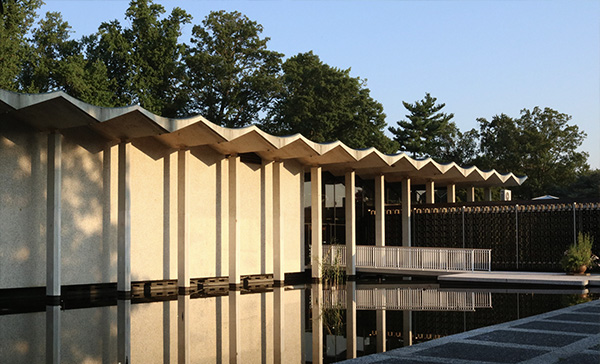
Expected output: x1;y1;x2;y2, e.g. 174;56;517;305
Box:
0;89;527;187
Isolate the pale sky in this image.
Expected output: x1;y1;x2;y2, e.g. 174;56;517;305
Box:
40;0;600;169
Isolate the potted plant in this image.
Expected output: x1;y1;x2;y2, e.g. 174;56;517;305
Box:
560;232;598;274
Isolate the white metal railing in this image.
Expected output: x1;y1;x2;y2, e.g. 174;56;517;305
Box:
322;287;492;311
322;245;491;272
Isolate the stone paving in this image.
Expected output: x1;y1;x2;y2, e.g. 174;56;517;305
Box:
338;298;600;364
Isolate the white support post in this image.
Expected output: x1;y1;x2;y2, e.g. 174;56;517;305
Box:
229;155;241;288
274;286;285;363
345;170;356;277
117;141;131;294
46;132;62;300
229;290;241;363
447;184;456;203
311;283;323;364
467;186;475;202
425;180;435;204
46;305;61;364
375;174;385;247
311;167;322;280
376;309;386;352
273;161;284;283
402;311;413;347
178;149;191;292
117;299;131;364
484;187;493;201
401;178;411;247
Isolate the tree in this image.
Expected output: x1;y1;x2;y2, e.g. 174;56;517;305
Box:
477;107;589;199
184;10;282;127
0;0;42;90
84;0;191;116
263;51;397;153
389;93;455;159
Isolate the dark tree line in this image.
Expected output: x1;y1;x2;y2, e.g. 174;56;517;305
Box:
1;0;595;199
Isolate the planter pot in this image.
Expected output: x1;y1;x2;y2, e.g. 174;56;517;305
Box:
566;265;589;275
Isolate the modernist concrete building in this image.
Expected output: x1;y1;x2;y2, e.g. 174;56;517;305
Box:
0;90;526;300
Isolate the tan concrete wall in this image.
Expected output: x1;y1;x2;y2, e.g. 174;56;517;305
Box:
0;124;46;289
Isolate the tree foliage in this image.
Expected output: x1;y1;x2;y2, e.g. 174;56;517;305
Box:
0;0;42;90
476;107;589;199
263;51;397;153
389;93;456;159
184;10;282;127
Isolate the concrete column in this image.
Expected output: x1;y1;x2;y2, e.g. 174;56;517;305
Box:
229;290;241;363
311;283;323;364
229;155;241;288
484;187;493;201
345;170;356;277
117;299;131;364
274;286;285;363
311;167;322;280
178;149;191;292
117;141;131;294
46;305;61;364
375;174;385;247
46;132;62;301
273;161;284;284
178;294;191;364
447;184;456;203
376;309;386;352
425;180;435;204
401;178;411;247
346;281;357;359
467;186;475;202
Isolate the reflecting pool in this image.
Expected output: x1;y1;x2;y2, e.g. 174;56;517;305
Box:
1;282;596;363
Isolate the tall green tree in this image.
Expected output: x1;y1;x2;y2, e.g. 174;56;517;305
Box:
389;93;456;159
477;107;589;199
84;0;191;116
0;0;42;90
185;10;282;127
263;51;397;153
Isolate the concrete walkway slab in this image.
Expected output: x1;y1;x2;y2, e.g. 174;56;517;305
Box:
338;298;600;364
438;271;600;287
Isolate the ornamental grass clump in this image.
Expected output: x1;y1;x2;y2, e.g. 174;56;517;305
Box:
560;232;598;274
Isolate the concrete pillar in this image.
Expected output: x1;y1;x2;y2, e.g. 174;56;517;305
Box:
178;294;191;364
345;170;356;277
273;161;284;284
311;283;323;364
467;186;475;202
117;299;131;364
401;178;411;247
311;167;322;280
229;290;241;363
447;184;456;203
178;149;191;292
46;132;62;301
346;281;357;359
117;141;131;294
274;286;285;363
375;174;385;247
484;187;493;201
425;180;435;204
229;155;241;288
46;305;61;364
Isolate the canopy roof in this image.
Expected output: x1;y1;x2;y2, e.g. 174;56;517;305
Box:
0;90;526;187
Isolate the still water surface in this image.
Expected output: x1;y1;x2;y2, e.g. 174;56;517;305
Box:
1;282;595;363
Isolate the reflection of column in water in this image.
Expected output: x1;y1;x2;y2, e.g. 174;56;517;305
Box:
46;305;60;364
118;299;131;364
311;283;323;364
274;286;285;364
402;311;412;347
178;294;190;364
346;281;357;359
376;290;386;352
229;290;241;364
